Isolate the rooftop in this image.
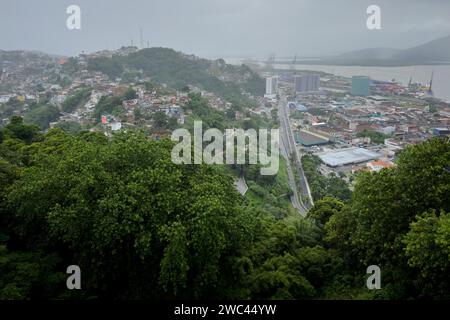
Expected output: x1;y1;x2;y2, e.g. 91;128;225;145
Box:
295;130;329;146
316;147;381;167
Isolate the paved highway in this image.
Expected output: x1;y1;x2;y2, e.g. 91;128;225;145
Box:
279;133;306;214
278;94;314;215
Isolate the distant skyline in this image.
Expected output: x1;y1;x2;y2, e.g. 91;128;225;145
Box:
1;0;450;58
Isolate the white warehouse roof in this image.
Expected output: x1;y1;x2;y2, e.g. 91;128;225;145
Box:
317;147;381;167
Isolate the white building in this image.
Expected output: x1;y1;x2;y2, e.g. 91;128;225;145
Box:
265;76;279;96
0;95;11;103
316;147;381;167
109;122;122;131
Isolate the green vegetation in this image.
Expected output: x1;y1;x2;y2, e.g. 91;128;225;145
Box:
120;71;143;84
152;111;178;131
24;104;60;130
183;92;229;131
307;197;344;226
93;95;124;123
87;48;264;106
2;116;40;143
87;56;123;78
92;88;138;123
61;57;79;74
54;121;83;134
0;114;449;300
302;154;352;202
357;129;390;144
0;245;65;300
324;137;450;299
403;210;450;297
0;121;326;300
244;157;294;219
123;87;137;100
1;126;256;299
61;88;91;113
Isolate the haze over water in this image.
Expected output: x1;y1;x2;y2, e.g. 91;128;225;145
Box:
277;64;450;102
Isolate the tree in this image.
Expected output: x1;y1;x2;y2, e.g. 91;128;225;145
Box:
87;56;124;79
225;109;236;120
24;104;61;130
61;57;79;74
302;154;351;202
325;137;450;299
243;215;329;299
308;197;344;226
55;121;82;134
61;88;91;113
403;210;450;298
133;107;143;122
112;105;127;122
357;130;389;144
93;96;123;122
4;116;40;143
167;117;179;130
153;111;168;130
0;246;65;300
6;131;255;299
123;87;137;100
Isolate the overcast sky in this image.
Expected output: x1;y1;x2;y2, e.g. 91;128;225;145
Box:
1;0;450;58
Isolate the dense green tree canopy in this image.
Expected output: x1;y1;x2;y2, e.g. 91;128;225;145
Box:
403;210;450;298
0;112;449;300
325;137;450;299
308;197;345;226
5;130;257;299
3;116;40;143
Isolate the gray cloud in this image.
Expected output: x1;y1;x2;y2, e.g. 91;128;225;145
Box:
0;0;449;58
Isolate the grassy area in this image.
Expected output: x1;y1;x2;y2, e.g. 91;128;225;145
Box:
244;156;295;218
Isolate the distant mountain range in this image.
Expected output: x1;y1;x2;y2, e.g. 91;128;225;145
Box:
306;35;450;66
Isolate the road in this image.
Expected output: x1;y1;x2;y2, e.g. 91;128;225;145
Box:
235;176;248;196
279;134;306;214
278;94;314;215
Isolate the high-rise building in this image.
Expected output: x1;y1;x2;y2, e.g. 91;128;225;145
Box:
294;74;320;93
272;76;278;95
351;76;370;96
265;76;279;96
265;77;273;95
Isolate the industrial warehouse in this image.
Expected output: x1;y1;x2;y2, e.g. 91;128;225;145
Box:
316;147;381;167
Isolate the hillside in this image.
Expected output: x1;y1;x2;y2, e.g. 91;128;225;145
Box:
333;47;401;61
87;48;265;104
305;35;450;66
396;35;450;64
0;50;58;66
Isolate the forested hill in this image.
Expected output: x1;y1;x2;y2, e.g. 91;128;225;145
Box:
87;48;265;103
312;35;450;66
